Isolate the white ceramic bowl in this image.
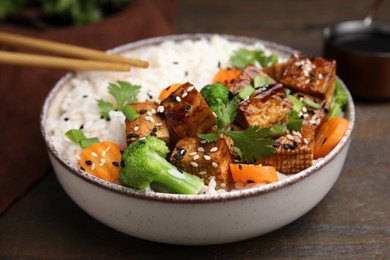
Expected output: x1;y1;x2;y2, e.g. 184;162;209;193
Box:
41;34;355;245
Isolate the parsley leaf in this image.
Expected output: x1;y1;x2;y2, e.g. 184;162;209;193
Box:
223;126;274;163
97;80;141;119
197;132;220;143
96;99;114;119
108;80;141;111
215;98;239;129
230;48;278;69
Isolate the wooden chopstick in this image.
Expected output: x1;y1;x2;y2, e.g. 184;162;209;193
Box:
0;51;131;71
0;30;149;70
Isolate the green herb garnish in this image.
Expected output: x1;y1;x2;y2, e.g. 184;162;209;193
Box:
65;129;99;148
328;79;348;120
97;80;141;119
230;48;278;69
253;75;271;88
237;85;255;100
302;98;321;110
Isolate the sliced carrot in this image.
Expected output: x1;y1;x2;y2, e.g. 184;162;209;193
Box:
212;68;241;88
229;164;278;184
79;141;122;182
159;83;183;100
314;116;349;159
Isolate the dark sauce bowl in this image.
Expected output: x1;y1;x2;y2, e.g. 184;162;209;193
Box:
323;20;390;101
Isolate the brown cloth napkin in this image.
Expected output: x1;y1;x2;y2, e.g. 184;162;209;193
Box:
0;0;178;214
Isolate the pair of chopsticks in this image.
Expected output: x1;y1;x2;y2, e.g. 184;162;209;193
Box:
0;31;149;71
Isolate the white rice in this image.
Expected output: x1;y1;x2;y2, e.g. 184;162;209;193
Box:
47;35;288;193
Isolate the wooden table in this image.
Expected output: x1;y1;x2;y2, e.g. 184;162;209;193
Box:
1;0;389;258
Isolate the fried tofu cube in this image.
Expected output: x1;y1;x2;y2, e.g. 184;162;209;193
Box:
256;123;315;174
262;62;286;82
236;83;294;129
170;137;233;190
160;82;216;142
280;54;336;104
125;101;169;145
229;65;276;94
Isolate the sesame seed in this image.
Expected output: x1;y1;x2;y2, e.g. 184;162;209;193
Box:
191;162;199;167
101;150;106;157
200;140;207;144
127;133;139;138
238;164;243;170
145;116;155;123
197;147;205;152
189;152;197;156
91;163;96;171
154;123;163;126
176;96;182;102
85;160;92;165
204;155;211;160
139;109;147;114
199;171;207;175
147;111;152;116
212;162;218;168
91;152;98;157
167;109;173;116
139;138;146;144
181;92;188;98
134;126;139;131
187;86;194;92
210;147;218;152
193;154;200;160
100;158;105;164
174;153;184;161
182;104;192;111
157;105;164;113
151;108;156;114
150;132;157;137
302;106;307;113
287;134;294;141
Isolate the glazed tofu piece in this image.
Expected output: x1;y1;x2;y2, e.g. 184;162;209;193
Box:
262;62;286;82
235;83;294;129
160;82;216;142
125;101;169;145
170;137;233;190
280;54;336;104
292;92;330;130
229;65;275;94
256;123;315;174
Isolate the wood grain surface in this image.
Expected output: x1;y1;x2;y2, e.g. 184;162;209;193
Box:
1;0;389;259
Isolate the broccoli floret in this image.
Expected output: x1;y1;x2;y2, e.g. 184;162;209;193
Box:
119;136;204;194
200;83;230;112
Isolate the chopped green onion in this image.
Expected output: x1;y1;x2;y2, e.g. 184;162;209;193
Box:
65;129;99;148
287;95;303;113
80;137;100;149
328;79;348;120
123;105;139;122
268;124;287;138
285;88;292;96
253;76;271;88
287;110;303;131
327;103;342;120
65;129;87;143
238;85;255;100
302;98;321;110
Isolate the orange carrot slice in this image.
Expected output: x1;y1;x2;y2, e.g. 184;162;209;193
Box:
79;141;122;182
159;83;183;100
212;68;241;88
314;116;349;159
229;164;278;184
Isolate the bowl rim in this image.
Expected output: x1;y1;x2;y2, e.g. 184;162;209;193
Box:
40;33;356;203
